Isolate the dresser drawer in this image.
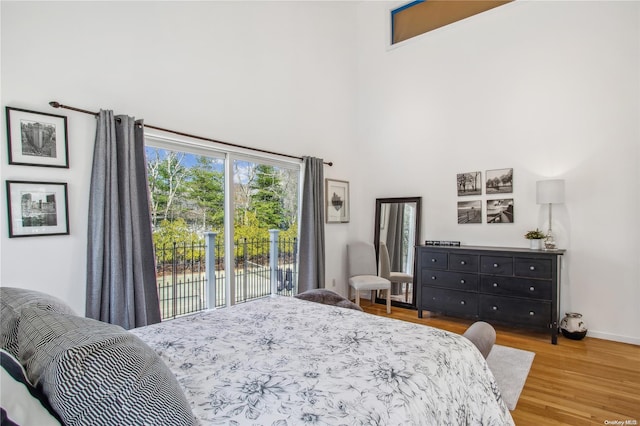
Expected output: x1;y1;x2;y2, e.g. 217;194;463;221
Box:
480;295;550;327
420;251;448;270
422;287;478;317
449;254;479;273
515;257;552;279
480;256;513;275
421;269;478;291
480;276;552;300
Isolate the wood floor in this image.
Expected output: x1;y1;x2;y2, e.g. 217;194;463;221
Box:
360;301;640;425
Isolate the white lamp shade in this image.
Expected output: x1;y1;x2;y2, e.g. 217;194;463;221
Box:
536;179;565;204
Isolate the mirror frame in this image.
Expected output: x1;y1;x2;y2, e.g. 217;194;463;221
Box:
374;196;422;307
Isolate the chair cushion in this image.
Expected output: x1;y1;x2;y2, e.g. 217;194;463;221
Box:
0;287;76;357
348;275;391;291
389;272;413;283
18;306;196;426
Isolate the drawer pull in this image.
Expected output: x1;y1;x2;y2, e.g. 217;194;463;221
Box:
460;260;466;265
431;276;437;280
529;266;536;271
493;263;499;268
460;300;466;305
431;258;437;263
492;283;498;288
529;311;535;316
529;286;535;291
460;279;466;284
491;306;498;311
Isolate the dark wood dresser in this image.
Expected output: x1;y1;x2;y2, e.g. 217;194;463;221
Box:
416;245;565;344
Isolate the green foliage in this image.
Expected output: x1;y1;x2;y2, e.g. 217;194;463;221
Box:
233;211;269;260
524;228;546;239
146;148;299;262
250;164;286;229
146;149;189;225
153;219;203;263
186;156;224;231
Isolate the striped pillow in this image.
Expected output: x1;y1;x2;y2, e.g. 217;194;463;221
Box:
0;287;76;358
1;349;61;426
18;307;196;426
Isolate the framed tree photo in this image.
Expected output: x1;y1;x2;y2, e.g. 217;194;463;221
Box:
6;107;69;168
6;180;70;237
325;179;349;223
486;168;513;194
457;171;482;196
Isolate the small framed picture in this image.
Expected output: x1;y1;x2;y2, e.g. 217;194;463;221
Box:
6;180;70;237
458;200;482;224
486;168;513;194
457;171;482;196
6;107;69;168
487;198;514;224
325;179;349;223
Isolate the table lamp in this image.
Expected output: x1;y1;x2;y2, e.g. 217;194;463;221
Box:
536;179;565;250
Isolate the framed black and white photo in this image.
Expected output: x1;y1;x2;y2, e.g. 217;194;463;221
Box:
325;179;349;223
486;168;513;194
457;200;482;224
486;198;514;224
457;171;482;196
6;180;69;237
6;107;69;168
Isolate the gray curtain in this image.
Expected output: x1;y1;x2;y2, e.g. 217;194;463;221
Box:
297;156;325;292
386;203;405;272
86;110;161;329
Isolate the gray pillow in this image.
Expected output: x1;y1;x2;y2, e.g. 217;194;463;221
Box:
18;306;196;426
295;288;363;311
0;287;76;357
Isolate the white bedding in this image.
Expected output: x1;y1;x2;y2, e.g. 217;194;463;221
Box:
131;296;514;425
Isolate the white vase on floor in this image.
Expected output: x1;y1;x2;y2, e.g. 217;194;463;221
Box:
560;312;587;340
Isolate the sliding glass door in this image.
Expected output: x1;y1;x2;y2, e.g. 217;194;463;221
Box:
145;137;300;319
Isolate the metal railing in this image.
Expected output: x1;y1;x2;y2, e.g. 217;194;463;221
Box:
155;231;297;320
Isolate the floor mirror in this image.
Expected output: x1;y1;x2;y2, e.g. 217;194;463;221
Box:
373;197;421;308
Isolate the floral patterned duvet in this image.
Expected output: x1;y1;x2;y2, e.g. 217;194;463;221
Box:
131;296;514;425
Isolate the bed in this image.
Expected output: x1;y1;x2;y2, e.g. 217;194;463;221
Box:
1;288;513;425
131;296;513;425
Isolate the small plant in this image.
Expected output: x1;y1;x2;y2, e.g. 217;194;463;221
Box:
524;228;546;240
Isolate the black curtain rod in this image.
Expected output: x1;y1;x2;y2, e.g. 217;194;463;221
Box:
49;101;333;166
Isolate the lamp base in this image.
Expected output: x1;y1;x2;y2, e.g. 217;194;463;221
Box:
544;232;556;250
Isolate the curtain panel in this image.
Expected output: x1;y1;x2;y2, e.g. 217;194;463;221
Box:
86;110;160;329
297;156;325;292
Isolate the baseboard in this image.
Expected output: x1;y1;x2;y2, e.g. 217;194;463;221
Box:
586;330;640;346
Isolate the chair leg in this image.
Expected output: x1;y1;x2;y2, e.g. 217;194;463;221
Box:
405;283;410;302
386;289;391;314
355;290;360;307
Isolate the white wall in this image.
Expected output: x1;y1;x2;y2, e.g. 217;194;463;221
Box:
352;1;640;344
0;1;358;313
2;1;638;345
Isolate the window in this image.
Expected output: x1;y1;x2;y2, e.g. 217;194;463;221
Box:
145;135;301;319
391;0;512;45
